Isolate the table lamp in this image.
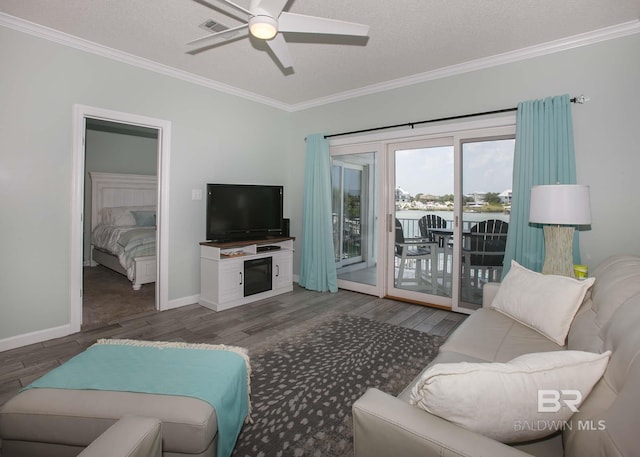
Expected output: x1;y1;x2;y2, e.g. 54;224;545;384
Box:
529;184;591;277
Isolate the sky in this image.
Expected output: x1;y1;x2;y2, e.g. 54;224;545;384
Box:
395;139;515;196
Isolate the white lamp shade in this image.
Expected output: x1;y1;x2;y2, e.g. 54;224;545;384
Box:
249;16;278;40
530;184;591;225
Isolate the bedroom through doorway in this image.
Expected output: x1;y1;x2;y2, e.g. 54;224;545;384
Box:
82;119;159;328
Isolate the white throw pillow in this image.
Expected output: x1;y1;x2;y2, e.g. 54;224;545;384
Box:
491;260;595;345
410;350;610;443
100;206;156;226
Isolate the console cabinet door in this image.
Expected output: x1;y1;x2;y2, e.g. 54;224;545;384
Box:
272;251;293;290
219;260;244;302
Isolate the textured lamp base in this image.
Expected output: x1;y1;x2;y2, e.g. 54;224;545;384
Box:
542;225;576;277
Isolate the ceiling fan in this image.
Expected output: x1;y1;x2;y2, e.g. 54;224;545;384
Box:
187;0;370;69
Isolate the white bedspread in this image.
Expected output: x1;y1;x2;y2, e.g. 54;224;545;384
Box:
92;224;156;281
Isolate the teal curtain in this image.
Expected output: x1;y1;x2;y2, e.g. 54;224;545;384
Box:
502;94;580;277
299;134;338;292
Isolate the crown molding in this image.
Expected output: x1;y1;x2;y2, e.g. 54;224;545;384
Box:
0;12;291;111
2;12;638;113
290;19;640;112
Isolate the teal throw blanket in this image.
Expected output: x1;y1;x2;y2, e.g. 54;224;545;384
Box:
26;339;251;457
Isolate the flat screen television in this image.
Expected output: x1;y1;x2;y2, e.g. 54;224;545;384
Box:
206;183;284;242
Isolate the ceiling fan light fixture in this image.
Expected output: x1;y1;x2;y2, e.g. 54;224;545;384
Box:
249;15;278;40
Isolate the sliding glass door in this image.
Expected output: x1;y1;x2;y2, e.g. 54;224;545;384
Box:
387;138;455;307
458;137;514;311
333;161;364;267
331;146;381;295
330;120;515;312
387;129;515;312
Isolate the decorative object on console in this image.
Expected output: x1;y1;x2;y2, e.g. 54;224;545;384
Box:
529;184;591;277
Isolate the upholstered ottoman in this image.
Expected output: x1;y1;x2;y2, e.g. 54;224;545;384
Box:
0;339;251;457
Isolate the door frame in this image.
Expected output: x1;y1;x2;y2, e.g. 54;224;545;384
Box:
70;104;171;333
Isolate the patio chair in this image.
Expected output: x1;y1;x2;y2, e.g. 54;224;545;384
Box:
418;214;453;277
462;219;509;291
418;214;448;244
395;219;437;292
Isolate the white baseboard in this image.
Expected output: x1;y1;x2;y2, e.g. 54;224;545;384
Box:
0;324;73;352
163;294;200;311
1;294;206;351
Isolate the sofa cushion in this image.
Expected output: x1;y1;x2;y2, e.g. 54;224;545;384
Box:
589;255;640;325
491;261;594;345
568;255;640;353
564;294;640;457
409;350;610;443
439;308;564;362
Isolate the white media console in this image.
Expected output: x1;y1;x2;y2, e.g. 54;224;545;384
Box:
199;237;294;311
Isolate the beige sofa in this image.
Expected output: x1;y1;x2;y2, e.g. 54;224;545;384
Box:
77;416;162;457
353;254;640;457
0;386;219;457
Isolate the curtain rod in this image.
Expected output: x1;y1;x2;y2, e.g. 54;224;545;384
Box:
323;95;587;140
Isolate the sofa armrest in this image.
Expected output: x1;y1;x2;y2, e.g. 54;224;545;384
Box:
483;282;500;308
78;416;162;457
353;388;532;457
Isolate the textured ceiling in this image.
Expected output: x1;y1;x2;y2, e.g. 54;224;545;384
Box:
2;0;639;109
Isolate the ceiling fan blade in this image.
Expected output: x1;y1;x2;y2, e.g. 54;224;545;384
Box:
201;0;252;16
186;24;249;46
266;33;294;69
278;12;369;37
250;0;288;17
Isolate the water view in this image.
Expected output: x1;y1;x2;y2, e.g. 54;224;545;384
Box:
396;209;510;235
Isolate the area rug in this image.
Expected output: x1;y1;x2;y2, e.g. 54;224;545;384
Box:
232;314;444;457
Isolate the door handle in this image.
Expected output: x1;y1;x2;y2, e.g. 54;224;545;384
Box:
239;272;243;285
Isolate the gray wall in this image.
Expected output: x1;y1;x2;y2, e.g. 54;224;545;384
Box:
1;22;639;344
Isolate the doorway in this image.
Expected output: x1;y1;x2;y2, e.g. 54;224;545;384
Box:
70;105;171;333
82;119;159;327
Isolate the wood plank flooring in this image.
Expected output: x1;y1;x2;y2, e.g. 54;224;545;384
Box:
83;265;155;329
0;286;466;407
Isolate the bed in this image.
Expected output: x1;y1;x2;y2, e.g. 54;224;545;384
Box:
89;172;157;290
